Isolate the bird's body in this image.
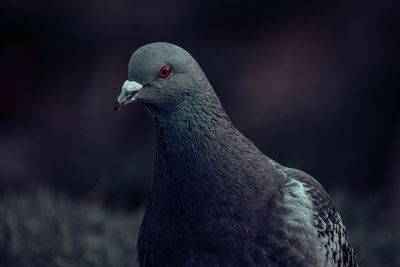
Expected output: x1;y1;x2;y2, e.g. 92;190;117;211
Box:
115;42;357;266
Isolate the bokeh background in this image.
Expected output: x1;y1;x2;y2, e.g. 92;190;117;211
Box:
1;0;399;266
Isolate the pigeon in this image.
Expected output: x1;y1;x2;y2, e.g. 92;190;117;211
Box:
114;42;358;267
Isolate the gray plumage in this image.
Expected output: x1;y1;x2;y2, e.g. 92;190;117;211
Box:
114;42;358;267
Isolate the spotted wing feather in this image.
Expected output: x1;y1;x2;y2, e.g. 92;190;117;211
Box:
283;167;358;267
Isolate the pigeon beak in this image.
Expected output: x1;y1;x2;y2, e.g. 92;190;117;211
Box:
114;80;143;111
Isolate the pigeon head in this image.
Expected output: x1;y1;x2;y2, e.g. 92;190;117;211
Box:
114;42;210;115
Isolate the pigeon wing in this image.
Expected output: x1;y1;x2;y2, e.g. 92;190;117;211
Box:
283;167;358;267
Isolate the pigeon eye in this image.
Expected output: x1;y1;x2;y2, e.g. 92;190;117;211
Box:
159;65;171;78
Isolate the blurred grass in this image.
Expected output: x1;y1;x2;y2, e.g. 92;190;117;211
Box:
0;191;143;267
1;190;399;266
333;190;400;267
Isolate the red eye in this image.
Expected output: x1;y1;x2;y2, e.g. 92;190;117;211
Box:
159;65;171;78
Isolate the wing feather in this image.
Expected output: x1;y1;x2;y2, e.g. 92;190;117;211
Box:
282;166;358;267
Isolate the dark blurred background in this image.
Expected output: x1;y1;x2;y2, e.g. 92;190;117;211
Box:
0;0;399;266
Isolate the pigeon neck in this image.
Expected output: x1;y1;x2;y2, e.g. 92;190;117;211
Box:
149;91;280;229
153;91;239;157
